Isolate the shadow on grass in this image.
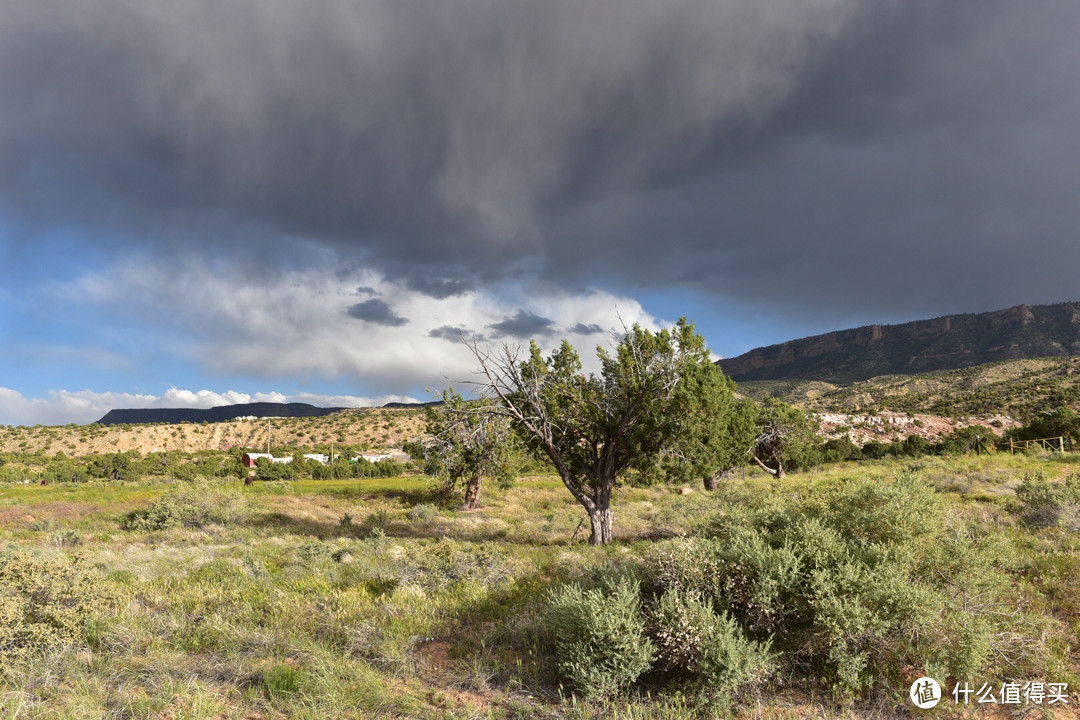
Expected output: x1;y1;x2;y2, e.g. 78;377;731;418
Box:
246;512;353;539
244;510;525;544
417;567;574;703
245;508;681;549
295;483;440;506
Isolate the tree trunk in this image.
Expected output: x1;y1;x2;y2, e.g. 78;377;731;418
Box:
703;467;736;491
462;473;482;510
587;506;614;545
753;455;784;478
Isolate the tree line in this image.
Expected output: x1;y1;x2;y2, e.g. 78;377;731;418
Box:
421;318;1080;545
420;320;817;544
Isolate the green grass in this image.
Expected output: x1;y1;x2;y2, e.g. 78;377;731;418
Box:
1;454;1078;717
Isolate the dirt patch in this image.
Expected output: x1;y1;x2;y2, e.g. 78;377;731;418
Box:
419;640;456;671
416;640;504;713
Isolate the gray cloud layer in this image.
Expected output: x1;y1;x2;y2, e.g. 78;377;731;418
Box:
345;299;408;326
488;310;556;339
429;325;485;343
567;323;605;336
3;1;1080;320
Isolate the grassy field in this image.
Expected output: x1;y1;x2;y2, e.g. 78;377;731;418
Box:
2;452;1079;719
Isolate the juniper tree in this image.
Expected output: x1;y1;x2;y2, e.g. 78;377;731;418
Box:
659;352;757;491
467;319;718;544
750;398;820;478
424;389;520;510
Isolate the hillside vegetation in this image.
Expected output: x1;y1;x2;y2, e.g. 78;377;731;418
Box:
0;408;425;457
739;355;1080;420
7;355;1080;466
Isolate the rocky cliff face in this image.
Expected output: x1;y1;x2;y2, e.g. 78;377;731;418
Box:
719;302;1080;383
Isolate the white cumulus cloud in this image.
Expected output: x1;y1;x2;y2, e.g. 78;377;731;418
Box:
10;256;669;425
71;257;664;390
0;386;423;426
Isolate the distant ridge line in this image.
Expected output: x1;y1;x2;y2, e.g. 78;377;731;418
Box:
718;301;1080;383
97;402;345;425
95;400;443;426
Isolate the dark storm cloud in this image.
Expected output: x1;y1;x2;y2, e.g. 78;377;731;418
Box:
405;276;475;300
3;1;1080;319
345;299;408;327
488;310;556;338
567;323;605;335
429;325;486;343
0;0;860;277
542;1;1080;320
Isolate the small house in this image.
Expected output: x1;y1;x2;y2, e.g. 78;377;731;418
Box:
353;453;393;463
242;452;274;468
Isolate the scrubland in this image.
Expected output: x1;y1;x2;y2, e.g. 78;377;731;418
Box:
0;408;424;456
739;356;1080;420
1;452;1079;718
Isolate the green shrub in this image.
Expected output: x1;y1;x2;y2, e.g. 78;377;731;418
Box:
28;518;57;532
899;434;929;457
544;577;655;697
649;588;771;692
934;426;989;455
51;529;81;547
821;437;862;463
860;440;889;460
646;475;1002;694
297;541;332;563
351;458;404;478
650;587;711;672
0;550;114;661
408;503;438;523
123;484;251;531
124;495;183;531
331;548;354;563
1007;407;1080;444
1013;471;1080;529
362;508;392;535
255;457;295;482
